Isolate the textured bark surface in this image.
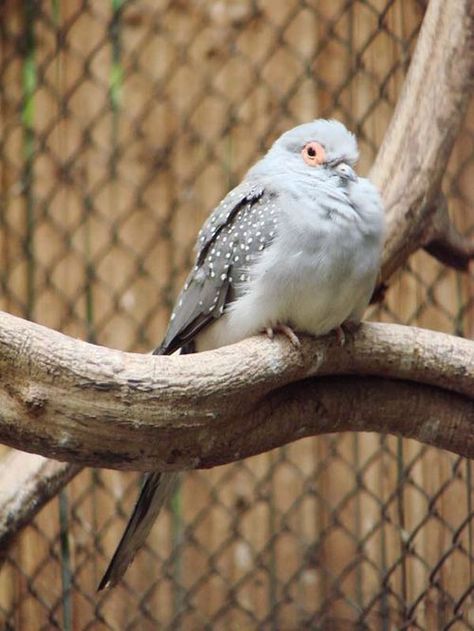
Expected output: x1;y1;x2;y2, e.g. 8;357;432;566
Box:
0;453;79;550
370;0;474;284
0;313;473;469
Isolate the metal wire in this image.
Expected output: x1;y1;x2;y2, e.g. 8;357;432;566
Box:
0;0;473;628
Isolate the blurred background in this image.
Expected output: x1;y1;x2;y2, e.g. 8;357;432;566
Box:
1;0;473;629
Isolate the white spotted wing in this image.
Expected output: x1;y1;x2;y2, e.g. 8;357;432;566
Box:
154;180;279;355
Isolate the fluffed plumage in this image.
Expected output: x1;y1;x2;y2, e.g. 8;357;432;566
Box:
98;119;385;590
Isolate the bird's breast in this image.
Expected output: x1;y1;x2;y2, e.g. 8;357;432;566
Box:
208;183;383;346
244;195;381;336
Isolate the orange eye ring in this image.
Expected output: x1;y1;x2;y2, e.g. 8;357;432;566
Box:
301;141;325;166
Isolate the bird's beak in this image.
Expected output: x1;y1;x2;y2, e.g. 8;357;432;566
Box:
334;162;357;182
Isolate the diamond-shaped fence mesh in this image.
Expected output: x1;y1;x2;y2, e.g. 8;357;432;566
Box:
0;0;473;628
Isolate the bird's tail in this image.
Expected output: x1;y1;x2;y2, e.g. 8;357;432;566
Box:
98;471;179;590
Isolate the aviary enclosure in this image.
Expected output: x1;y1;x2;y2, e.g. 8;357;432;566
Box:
0;0;473;628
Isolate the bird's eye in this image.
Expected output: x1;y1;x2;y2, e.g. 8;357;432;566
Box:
302;141;325;166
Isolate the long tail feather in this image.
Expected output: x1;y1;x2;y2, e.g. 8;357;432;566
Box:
98;471;178;590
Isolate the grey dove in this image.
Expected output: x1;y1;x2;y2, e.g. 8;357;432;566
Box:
98;118;385;590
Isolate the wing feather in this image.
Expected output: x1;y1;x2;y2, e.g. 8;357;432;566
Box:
154;180;277;355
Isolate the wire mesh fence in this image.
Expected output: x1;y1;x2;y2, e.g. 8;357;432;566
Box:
0;0;473;628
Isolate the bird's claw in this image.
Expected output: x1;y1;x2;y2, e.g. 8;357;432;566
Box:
334;321;359;346
266;324;301;348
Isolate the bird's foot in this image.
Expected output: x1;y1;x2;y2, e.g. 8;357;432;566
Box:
333;320;360;346
266;323;301;348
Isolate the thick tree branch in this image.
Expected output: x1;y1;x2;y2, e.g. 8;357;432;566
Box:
0;311;473;469
219;378;474;466
370;0;474;282
423;194;474;271
0;454;79;549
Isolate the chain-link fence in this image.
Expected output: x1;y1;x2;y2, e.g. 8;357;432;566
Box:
1;0;473;628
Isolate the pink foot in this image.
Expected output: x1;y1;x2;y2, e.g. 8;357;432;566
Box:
334;325;346;346
334;320;360;346
266;323;301;348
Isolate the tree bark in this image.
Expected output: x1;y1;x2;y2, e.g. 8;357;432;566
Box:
0;313;473;469
370;0;474;285
0;453;79;550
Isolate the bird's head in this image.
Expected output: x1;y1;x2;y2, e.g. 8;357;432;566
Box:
263;119;359;183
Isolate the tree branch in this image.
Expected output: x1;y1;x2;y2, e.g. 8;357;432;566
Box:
0;311;473;469
422;193;474;271
0;453;79;549
370;0;474;283
218;378;474;466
